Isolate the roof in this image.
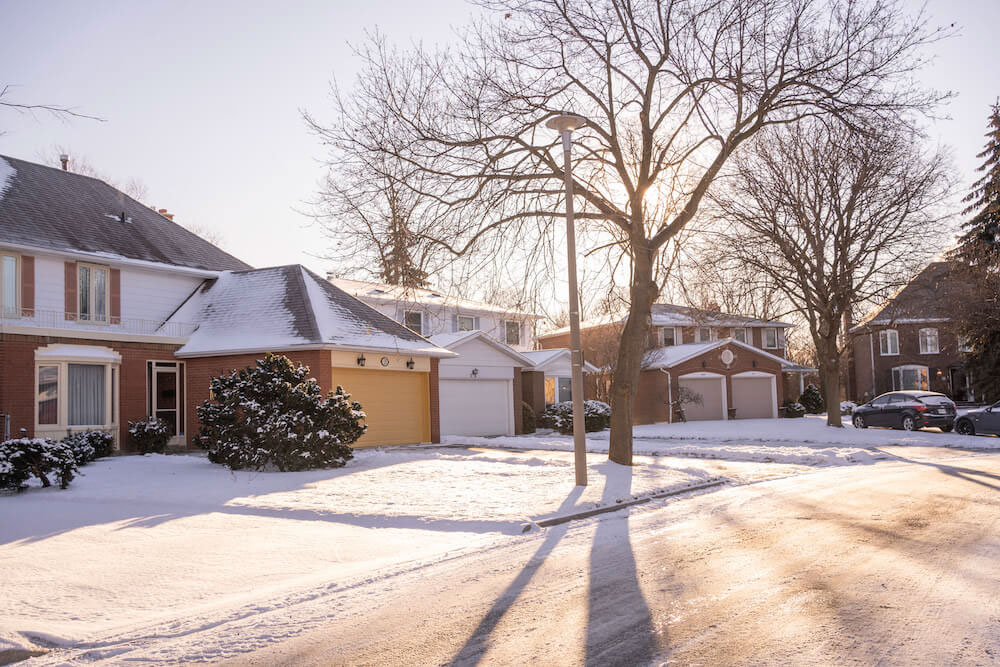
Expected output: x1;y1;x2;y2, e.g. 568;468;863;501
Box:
642;339;813;372
0;155;251;272
429;330;535;366
330;277;542;319
851;262;971;332
537;303;792;339
165;265;456;358
521;348;600;373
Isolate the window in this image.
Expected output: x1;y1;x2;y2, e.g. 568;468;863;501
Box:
558;377;573;403
68;364;106;425
34;345;120;435
871;395;892;407
78;263;109;323
918;328;939;354
958;335;973;353
504;320;520;346
37;366;58;425
879;329;899;356
732;328;747;344
892;365;929;391
763;327;778;349
661;327;676;346
1;252;18;316
544;377;556;405
696;327;712;343
457;315;476;331
403;310;423;335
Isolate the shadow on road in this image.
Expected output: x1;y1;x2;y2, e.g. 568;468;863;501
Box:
875;449;1000;492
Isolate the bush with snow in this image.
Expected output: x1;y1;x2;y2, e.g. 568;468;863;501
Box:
539;400;611;434
0;437;78;492
129;417;172;454
62;430;114;465
194;353;365;472
798;383;825;414
782;400;806;418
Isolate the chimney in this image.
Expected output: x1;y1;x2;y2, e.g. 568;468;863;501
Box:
59;154;69;171
157;208;175;221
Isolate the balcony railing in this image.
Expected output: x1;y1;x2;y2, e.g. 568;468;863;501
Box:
0;309;197;338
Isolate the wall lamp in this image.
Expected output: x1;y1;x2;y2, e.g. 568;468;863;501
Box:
471;368;479;378
406;358;415;369
357;354;366;367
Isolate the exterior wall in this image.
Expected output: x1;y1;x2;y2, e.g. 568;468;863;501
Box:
512;366;524;434
850;323;964;400
635;370;670;424
521;370;545;418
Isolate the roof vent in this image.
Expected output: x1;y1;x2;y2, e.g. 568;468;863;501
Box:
59;154;69;171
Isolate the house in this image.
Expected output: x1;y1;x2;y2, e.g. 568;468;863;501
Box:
519;348;601;417
536;303;812;422
847;262;978;402
0;154;452;448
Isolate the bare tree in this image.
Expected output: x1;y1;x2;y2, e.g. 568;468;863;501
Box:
1;84;104;135
711;120;953;426
321;0;946;463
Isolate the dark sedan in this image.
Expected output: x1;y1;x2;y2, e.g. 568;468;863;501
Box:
851;391;956;432
954;401;1000;436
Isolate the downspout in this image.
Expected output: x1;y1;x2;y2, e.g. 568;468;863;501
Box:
869;332;876;397
660;368;672;424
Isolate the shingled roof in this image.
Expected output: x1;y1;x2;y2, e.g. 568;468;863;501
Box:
852;262;971;330
0;154;251;272
165;265;455;357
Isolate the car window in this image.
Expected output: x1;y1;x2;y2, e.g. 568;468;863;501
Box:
887;394;909;404
917;394;951;405
992;400;1000;410
871;396;891;406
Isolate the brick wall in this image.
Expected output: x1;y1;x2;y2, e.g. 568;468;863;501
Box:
851;323;964;399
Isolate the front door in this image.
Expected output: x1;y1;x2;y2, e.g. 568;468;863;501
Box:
149;361;185;446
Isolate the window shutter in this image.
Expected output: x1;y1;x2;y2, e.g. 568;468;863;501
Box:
20;255;34;317
110;268;121;324
64;262;77;320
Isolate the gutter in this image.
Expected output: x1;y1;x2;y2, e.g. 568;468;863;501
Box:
0;242;225;278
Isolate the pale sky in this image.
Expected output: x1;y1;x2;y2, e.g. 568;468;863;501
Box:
1;0;999;282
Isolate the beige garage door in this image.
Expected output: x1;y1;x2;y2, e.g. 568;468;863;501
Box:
678;376;725;421
332;368;430;446
731;376;776;419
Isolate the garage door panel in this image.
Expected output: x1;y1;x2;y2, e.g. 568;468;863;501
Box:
440;379;511;436
333;369;430;446
732;376;775;419
678;377;724;421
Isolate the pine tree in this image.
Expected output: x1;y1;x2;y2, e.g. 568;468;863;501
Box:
798;384;825;415
958;103;1000;260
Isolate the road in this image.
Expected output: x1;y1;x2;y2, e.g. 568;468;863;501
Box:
230;446;1000;666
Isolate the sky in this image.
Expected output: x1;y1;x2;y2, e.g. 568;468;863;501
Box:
1;0;999;285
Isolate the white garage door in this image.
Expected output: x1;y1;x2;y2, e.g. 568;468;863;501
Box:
439;379;512;436
678;376;725;421
731;375;776;419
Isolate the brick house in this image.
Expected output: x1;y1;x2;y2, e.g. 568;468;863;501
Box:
847;262;979;402
0;154;452;449
536;304;813;423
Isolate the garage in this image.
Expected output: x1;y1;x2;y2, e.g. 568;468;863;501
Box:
731;371;778;419
678;372;726;421
332;367;431;446
440;379;511;436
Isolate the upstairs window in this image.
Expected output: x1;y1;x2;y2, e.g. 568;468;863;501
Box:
958;335;973;353
918;328;939;354
879;329;899;356
732;327;747;344
661;327;677;346
403;310;423;336
504;320;520;346
696;327;712;343
1;252;18;316
78;263;109;323
763;327;778;349
457;315;476;332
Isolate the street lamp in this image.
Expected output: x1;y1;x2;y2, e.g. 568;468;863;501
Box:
546;111;588;487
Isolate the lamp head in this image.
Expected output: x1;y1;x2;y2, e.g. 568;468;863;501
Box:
545;112;586;133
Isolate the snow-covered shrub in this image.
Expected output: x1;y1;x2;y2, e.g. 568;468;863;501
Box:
798;384;825;414
194;353;365;472
129;417;172;454
539;400;611;435
0;438;78;492
840;401;858;415
782;400;806;418
522;401;537;434
62;430;114;465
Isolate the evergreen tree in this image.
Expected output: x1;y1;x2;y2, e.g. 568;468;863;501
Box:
958;103;1000;259
798;384;825;415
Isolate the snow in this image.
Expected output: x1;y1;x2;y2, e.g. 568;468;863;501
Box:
0;157;14;203
521;348;600;373
34;344;122;362
642;338;808;370
330;277;540;318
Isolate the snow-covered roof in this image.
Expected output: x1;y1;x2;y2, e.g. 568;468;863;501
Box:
538;303;792;339
643;339;813;372
850;262;969;332
165;265;456;358
429;330;535;366
0;157;14;204
330;277;542;319
521;348;600;373
35;344;122;363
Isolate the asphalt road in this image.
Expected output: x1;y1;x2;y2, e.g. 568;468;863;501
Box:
230;446;1000;666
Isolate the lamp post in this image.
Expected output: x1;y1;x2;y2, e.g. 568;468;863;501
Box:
546;111;588;487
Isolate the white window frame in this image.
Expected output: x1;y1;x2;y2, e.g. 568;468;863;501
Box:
457;315;476;332
34;347;121;443
892;364;929;391
918;327;939;354
403;310;423;336
661;326;677;346
763;327;778;349
1;250;20;317
78;262;110;324
879;329;899;356
731;327;747;344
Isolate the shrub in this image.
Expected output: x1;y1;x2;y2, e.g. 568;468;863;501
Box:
782;400;806;418
62;430;115;465
128;417;172;454
194;353;365;472
522;401;537;434
798;383;825;414
0;438;78;492
539;400;611;435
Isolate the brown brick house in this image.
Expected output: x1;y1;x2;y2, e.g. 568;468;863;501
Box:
847;262;979;402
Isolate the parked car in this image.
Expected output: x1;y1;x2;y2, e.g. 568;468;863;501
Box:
954;401;1000;436
851;391;956;431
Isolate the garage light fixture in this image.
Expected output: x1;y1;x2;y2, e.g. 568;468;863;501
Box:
357;354;366;367
406;358;415;369
471;368;479;378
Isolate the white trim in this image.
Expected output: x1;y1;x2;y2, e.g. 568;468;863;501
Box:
645;338;803;371
1;250;20;316
731;370;773;378
33;344;121;441
679;371;727;419
0;323;188;345
174;342;458;359
918;327;939;354
0;242;224;278
403;309;424;336
36;344;122;363
879;329;900;356
731;371;778;418
521;347;599;373
430;330;535;366
763;327;779;349
660;369;672;424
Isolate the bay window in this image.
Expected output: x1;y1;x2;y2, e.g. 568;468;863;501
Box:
892;365;929;391
37;366;58;425
78;263;109;323
1;251;18;316
34;345;120;442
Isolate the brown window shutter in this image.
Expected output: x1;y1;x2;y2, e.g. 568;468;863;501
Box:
20;255;34;317
65;261;77;320
110;268;121;324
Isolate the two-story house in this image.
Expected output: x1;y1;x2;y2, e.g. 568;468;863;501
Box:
848;262;978;402
536;303;812;423
0;155;454;449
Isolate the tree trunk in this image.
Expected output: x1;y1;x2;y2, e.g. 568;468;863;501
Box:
608;247;656;465
817;336;843;427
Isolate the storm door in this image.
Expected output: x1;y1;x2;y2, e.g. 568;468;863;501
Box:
147;361;185;445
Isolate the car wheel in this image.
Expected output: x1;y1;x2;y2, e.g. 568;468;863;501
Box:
940;424;954;433
901;415;916;431
956;420;976;436
853;414;867;429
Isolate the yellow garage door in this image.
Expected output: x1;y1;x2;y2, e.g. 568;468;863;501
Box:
332;368;430;446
